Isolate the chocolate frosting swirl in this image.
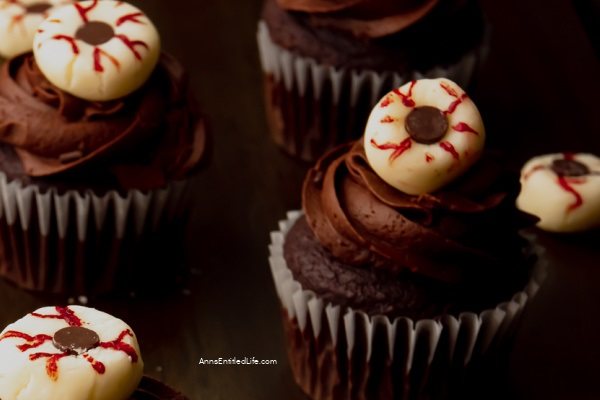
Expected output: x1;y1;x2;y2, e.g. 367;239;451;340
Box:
303;141;533;284
276;0;441;38
0;53;206;190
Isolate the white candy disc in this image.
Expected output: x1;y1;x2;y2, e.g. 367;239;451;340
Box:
364;78;485;195
517;153;600;233
0;0;72;58
33;0;160;101
0;306;144;400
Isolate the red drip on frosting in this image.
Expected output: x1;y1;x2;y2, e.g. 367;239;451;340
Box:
380;115;395;123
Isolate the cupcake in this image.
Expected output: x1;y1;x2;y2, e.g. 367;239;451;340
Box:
268;78;542;399
0;0;207;295
0;0;74;61
257;0;487;161
0;305;189;399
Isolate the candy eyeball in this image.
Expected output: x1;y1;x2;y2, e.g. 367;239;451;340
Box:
517;153;600;233
0;0;72;58
33;0;160;101
363;78;485;195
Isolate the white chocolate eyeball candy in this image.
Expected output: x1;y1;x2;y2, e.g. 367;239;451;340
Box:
364;78;485;195
0;306;144;400
517;153;600;233
0;0;72;58
33;0;160;101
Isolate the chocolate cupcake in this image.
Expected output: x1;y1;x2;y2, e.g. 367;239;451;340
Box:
257;0;487;161
0;305;189;400
268;79;542;399
0;0;207;295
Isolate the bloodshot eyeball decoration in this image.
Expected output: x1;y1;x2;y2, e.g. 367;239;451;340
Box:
517;153;600;232
364;78;485;195
0;0;73;58
0;306;144;400
33;0;160;101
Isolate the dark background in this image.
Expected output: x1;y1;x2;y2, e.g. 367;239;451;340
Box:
1;1;599;399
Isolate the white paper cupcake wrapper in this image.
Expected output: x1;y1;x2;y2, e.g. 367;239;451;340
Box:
269;211;545;398
257;21;482;106
0;170;190;294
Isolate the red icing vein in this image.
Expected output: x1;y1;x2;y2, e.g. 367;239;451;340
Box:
29;353;69;381
31;306;82;327
452;122;478;135
557;176;584;211
116;12;144;27
380;115;395;123
99;329;138;362
0;331;53;351
115;34;148;60
52;35;80;54
439;141;459;160
391;80;416;108
523;164;546;180
440;82;468;115
371;138;412;163
75;0;98;23
94;47;120;72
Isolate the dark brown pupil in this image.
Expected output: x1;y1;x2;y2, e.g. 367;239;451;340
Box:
75;21;115;46
25;2;52;14
53;326;100;355
405;106;449;144
551;159;589;177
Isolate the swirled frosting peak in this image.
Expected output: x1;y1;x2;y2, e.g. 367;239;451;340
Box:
0;53;206;190
303;141;531;284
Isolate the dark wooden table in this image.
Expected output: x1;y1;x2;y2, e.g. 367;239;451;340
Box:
0;1;599;399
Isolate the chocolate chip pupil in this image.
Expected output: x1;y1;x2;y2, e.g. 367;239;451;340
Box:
53;326;100;355
25;3;51;14
551;159;589;177
405;106;449;144
75;21;115;46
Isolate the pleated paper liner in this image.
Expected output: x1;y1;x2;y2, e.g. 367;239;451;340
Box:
269;211;546;400
0;171;191;296
257;22;486;162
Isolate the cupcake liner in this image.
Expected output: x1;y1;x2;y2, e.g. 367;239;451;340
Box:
0;170;190;295
269;211;545;399
257;21;487;161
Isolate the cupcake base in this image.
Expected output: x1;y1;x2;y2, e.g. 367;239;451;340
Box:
0;170;191;296
269;211;545;399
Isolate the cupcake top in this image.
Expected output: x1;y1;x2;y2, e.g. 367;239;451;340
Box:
0;0;74;59
303;78;533;284
262;0;484;71
517;153;600;233
0;0;206;191
276;0;440;38
0;306;143;400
